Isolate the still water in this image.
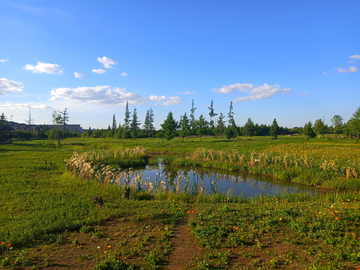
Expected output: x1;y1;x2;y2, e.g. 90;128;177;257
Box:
119;162;318;198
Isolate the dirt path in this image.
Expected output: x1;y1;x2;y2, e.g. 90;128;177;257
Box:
166;220;204;270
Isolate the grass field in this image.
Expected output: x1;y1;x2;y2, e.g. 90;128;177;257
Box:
1;136;360;269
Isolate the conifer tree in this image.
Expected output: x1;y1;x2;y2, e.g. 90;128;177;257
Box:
179;113;190;141
216;112;225;137
130;108;140;138
122;101;131;139
270;118;279;139
112;114;117;135
161;111;177;141
208;100;217;129
189;99;197;134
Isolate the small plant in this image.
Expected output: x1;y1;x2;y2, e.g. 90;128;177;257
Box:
80;225;94;233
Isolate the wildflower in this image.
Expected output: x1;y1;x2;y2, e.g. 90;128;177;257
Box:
296;218;299;220
351;221;354;224
187;210;191;214
179;208;181;210
161;209;163;212
7;244;11;248
308;223;311;225
335;217;339;220
97;246;100;249
192;211;194;214
217;219;220;221
107;245;111;248
247;221;249;223
1;242;4;245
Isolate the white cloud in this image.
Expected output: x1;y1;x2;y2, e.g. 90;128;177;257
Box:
0;59;9;62
182;91;196;95
349;55;360;60
74;72;83;78
24;62;63;74
0;102;51;110
212;83;291;102
97;56;117;68
302;92;310;95
161;96;182;106
335;66;358;73
148;95;168;102
119;72;128;76
0;78;23;95
92;69;106;74
50;86;147;106
322;72;329;76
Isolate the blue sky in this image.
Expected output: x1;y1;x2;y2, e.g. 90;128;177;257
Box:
0;0;359;129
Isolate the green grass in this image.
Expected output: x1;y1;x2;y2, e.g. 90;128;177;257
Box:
1;136;360;269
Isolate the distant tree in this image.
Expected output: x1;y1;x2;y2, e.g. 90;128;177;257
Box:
52;110;63;145
143;108;155;137
61;108;69;131
270;118;279;139
196;114;208;141
130;108;141;138
224;126;236;140
122;101;131;139
0;113;13;143
227;102;235;125
243;118;255;137
112;114;117;135
303;121;316;138
179;113;190;141
208;100;217;129
161;112;177;141
331;115;343;137
216;112;226;137
349;107;360;140
189;99;197;134
313;118;326;138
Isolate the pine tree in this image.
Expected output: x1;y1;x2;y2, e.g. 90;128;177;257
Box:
122;101;131;139
61;108;69;131
130;108;140;138
244;118;255;137
270;118;279;139
189;99;197;134
349;107;360;139
149;108;155;130
216;112;225;137
208;100;217;129
179;113;190;141
112;114;117;135
144;110;150;130
227;102;234;126
161;112;177;141
303;121;316;138
196;114;208;142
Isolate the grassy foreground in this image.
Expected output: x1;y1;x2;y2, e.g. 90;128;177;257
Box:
1;137;360;269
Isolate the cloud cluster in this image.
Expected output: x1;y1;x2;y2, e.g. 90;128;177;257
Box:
92;69;106;74
97;56;117;68
24;62;63;74
335;66;358;73
212;83;291;102
349;55;360;60
50;86;147;106
0;78;23;95
50;86;182;107
74;72;83;78
182;91;196;95
0;59;9;62
322;72;329;76
119;72;128;76
0;102;51;110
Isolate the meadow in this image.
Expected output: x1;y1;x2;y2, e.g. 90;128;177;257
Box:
1;135;360;269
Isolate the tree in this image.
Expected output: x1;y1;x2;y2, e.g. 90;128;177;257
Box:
189;99;197;134
224;126;236;140
179;113;190;141
144;108;155;137
243;118;255;137
52;110;63;145
313;118;326;138
270;118;279;139
349;107;360;140
208;100;217;129
122;101;131;139
216;113;226;137
0;113;13;143
112;114;117;135
227;102;234;126
61;108;69;131
161;112;177;141
331;115;343;137
196;114;208;141
303;121;316;138
130;108;141;138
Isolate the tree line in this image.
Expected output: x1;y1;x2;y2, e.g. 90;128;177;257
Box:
1;102;360;143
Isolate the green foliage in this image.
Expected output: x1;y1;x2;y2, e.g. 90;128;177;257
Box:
0;113;13;144
270;118;279;139
161;111;177;141
196;114;208;141
179;113;190;141
303;121;316;138
243;117;255;137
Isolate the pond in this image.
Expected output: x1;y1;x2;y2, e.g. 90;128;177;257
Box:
117;162;318;198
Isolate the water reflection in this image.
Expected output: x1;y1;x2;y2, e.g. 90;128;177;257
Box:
118;163;318;198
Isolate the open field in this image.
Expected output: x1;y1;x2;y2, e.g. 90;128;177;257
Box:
1;136;360;269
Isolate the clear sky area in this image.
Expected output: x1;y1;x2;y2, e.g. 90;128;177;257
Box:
0;0;359;129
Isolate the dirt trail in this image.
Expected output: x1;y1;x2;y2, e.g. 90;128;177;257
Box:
166;220;204;270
